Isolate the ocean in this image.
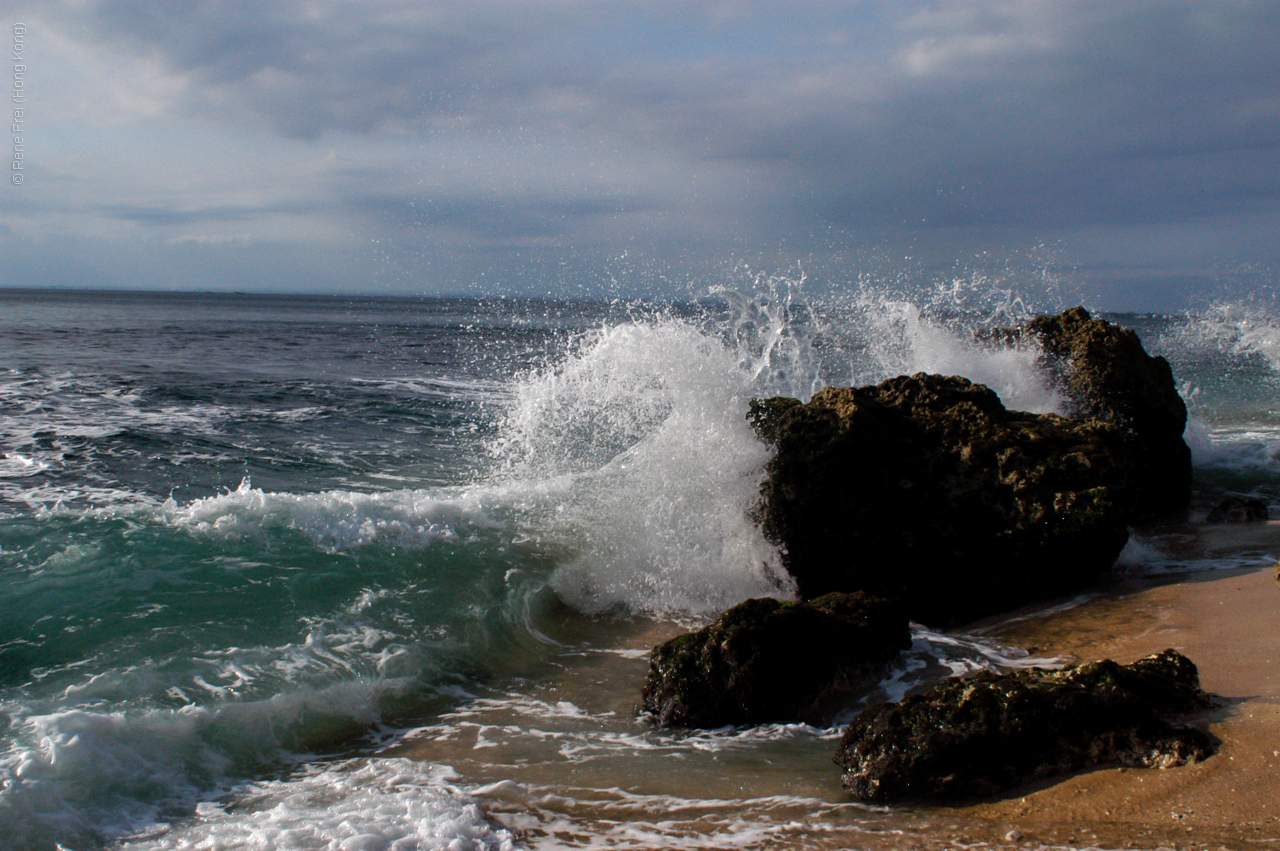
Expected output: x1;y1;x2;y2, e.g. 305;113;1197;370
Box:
2;283;1279;851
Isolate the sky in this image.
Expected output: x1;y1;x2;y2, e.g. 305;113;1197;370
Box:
1;0;1278;310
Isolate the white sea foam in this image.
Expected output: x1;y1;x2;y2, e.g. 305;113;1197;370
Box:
0;703;230;850
0;370;236;510
1176;300;1280;374
1115;528;1279;577
0;371;233;442
1186;423;1280;474
116;758;516;851
157;479;498;552
0;452;52;478
706;277;827;400
490;318;792;617
473;779;872;851
0;570;454;851
840;291;1065;414
0;675;431;851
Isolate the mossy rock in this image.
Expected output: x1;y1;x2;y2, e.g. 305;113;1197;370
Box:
1018;307;1190;518
641;591;911;728
835;649;1215;802
752;372;1135;624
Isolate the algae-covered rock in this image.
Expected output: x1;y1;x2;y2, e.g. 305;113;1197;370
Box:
835;649;1214;802
753;372;1134;624
640;592;910;728
1016;307;1191;518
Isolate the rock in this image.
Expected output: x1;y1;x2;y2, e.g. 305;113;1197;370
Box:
1012;307;1191;518
752;373;1135;624
745;396;802;443
834;649;1215;802
1206;495;1269;524
640;592;911;728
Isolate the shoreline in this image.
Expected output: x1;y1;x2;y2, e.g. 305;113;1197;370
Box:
388;522;1280;850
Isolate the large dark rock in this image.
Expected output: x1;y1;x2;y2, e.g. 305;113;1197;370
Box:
640;592;911;728
1014;307;1191;518
835;649;1215;802
752;373;1136;624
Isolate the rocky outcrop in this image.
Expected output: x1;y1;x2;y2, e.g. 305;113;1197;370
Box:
640;592;910;728
751;373;1136;625
1010;307;1191;518
835;649;1214;802
1207;495;1269;524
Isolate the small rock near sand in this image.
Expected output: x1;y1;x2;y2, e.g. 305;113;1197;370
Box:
834;649;1215;802
641;591;911;728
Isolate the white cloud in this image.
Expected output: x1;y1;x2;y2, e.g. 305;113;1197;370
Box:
897;2;1059;77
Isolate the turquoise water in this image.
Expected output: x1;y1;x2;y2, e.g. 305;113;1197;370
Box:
2;286;1279;851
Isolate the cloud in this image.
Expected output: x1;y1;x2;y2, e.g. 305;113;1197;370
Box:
163;233;253;246
97;204;256;225
15;0;1280;305
60;0;592;137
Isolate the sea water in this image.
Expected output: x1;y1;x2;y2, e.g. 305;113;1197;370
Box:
2;283;1279;851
